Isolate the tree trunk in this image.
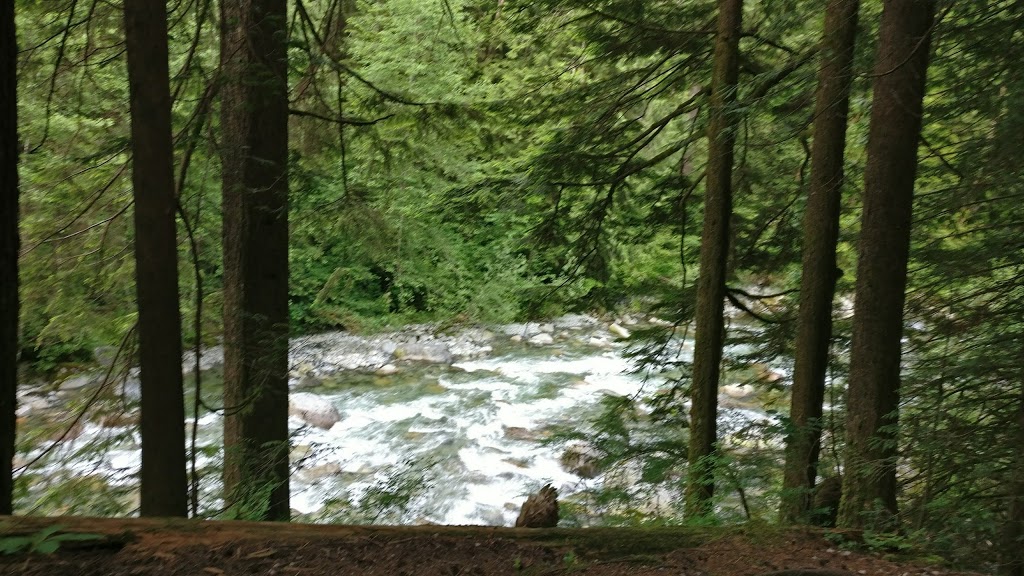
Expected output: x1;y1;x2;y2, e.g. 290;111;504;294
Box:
685;0;742;519
780;0;860;524
124;0;188;517
0;0;18;517
837;0;936;530
220;0;291;521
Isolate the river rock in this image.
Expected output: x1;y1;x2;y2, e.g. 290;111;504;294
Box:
503;426;541;441
16;395;53;418
560;443;602;479
289;392;341;429
376;363;399;375
59;374;97;391
723;383;756;399
528;333;554;346
474;504;507;526
752;362;784;383
608;323;631;339
394;340;454;364
552;314;600;330
182;346;224;373
448;328;494;358
297;462;342;482
501;322;545;339
297;372;322;388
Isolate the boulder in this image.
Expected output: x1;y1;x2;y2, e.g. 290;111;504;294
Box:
528;333;554;346
59;374;97;391
608;323;631;339
503;426;540;441
297;462;342;482
394;340;454;364
501;323;543;338
722;383;756;399
515;484;559;528
753;362;784;383
375;363;399;376
288;392;341;429
552;314;600;330
560;444;602;479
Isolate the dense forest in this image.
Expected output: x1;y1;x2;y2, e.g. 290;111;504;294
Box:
1;0;1022;574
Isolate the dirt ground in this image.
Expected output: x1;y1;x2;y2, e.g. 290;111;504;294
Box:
0;516;984;576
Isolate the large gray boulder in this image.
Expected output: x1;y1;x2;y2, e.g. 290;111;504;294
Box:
289;392;341;429
393;340;454;364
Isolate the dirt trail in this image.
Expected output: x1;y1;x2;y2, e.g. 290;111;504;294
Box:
0;516;982;576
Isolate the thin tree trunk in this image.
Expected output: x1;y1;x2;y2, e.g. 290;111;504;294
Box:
685;0;742;519
0;0;19;517
780;0;860;524
124;0;188;517
220;0;291;522
837;0;936;530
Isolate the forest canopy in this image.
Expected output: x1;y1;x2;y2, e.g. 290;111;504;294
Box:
1;0;1023;574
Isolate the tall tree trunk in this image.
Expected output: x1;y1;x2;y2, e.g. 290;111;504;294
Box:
685;0;742;519
837;0;936;530
220;0;291;521
780;0;860;524
124;0;188;517
0;0;18;517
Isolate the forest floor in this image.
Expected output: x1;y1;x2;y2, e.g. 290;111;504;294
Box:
0;516;984;576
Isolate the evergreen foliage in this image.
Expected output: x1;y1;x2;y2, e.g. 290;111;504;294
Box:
6;0;1024;571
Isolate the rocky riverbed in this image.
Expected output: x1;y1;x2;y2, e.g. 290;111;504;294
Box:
13;313;785;524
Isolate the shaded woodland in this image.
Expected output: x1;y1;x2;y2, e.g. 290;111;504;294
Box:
1;0;1022;574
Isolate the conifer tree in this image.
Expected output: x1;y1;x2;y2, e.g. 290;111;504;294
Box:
686;0;742;518
780;0;860;524
838;0;937;529
220;0;291;521
124;0;188;518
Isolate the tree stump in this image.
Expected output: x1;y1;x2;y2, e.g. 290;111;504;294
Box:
515;484;559;528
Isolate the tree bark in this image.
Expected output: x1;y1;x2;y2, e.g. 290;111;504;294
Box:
837;0;936;530
124;0;188;517
685;0;742;519
780;0;860;524
0;0;18;517
220;0;291;521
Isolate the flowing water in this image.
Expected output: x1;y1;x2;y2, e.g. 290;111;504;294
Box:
19;316;776;524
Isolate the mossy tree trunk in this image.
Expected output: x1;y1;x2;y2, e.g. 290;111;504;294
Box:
220;0;291;521
837;0;936;530
685;0;742;519
0;0;18;517
780;0;860;524
124;0;188;518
